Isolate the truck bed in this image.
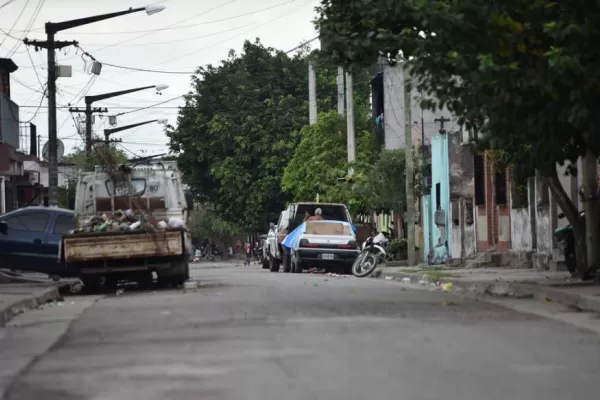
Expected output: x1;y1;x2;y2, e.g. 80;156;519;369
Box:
61;229;184;263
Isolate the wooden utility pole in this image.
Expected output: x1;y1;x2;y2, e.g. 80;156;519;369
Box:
403;63;416;266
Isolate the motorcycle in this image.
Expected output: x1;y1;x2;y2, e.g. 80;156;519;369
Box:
352;232;389;277
554;210;597;280
554;211;583;276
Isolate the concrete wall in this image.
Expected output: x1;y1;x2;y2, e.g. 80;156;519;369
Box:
382;64;456;150
449;198;477;259
510;208;532;251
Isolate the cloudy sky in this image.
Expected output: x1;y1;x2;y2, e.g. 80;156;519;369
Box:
0;0;319;159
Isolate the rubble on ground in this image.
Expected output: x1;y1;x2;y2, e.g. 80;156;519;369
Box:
73;209;185;234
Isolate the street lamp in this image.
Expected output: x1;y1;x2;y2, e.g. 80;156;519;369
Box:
84;84;168;153
23;4;166;207
103;118;168;144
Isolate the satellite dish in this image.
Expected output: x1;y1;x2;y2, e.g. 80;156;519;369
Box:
42;140;65;162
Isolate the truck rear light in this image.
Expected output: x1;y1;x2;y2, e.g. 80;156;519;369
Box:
300;239;318;248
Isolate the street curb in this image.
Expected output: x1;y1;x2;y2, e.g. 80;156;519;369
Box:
0;285;64;328
374;270;600;314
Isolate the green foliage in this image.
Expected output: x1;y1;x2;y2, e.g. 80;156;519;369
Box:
281;110;375;214
361;149;407;214
62;144;128;171
315;0;600;175
168;39;342;230
188;206;241;243
388;239;420;260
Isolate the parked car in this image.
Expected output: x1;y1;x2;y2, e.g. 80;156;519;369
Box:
266;202;356;273
283;220;359;274
0;207;75;276
257;234;268;269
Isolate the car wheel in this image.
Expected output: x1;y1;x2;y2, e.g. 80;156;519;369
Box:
292;253;302;274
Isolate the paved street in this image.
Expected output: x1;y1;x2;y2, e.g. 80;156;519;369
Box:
2;262;600;400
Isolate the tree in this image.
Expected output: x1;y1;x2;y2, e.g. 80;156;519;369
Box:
62;144;128;171
362;149;406;215
188;206;241;244
168;39;340;230
315;0;600;278
282;110;375;215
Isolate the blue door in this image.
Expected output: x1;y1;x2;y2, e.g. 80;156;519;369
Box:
0;210;51;273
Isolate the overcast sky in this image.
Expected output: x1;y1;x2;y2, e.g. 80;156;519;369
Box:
0;0;319;159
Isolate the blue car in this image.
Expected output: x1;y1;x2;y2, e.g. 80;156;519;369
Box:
0;207;75;276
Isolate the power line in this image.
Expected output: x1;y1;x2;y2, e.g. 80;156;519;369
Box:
81;0;243;54
10;0;298;36
116;95;184;116
0;0;30;52
7;0;45;57
0;0;18;10
149;0;317;68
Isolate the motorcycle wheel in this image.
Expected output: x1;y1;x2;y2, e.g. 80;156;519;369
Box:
352;251;380;277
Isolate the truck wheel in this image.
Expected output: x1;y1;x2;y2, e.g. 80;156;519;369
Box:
80;276;101;293
269;257;280;272
173;260;189;286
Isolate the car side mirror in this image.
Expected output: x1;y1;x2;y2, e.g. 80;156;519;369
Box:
0;221;7;234
269;222;275;230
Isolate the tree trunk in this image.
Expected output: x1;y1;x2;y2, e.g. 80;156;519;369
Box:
546;168;588;278
581;149;600;279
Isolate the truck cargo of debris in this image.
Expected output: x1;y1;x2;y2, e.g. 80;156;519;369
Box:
59;160;192;291
74;209;186;234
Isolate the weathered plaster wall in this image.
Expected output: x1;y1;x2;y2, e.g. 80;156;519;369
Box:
510;208;532;251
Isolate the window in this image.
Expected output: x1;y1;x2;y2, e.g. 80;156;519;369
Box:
53;215;75;235
105;178;146;197
474;155;485;206
495;170;507;205
435;183;441;209
5;212;49;232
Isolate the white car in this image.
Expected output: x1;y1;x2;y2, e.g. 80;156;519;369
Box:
285;220;359;274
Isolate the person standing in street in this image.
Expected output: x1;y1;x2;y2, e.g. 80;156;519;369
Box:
244;241;252;266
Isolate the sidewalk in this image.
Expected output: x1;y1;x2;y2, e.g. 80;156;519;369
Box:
374;266;600;314
0;270;69;327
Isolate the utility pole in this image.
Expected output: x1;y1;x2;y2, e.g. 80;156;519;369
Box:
308;62;317;125
403;63;416;266
24;38;77;207
336;66;345;116
22;5;166;207
68;106;108;152
345;71;355;176
581;148;599;277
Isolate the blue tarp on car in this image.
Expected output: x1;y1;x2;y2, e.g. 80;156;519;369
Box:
281;220;356;249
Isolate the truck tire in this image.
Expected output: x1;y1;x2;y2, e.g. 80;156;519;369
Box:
80;276;102;293
269;257;280;272
172;260;189;286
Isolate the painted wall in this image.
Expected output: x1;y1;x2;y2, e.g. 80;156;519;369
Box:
382;64;456;150
422;194;431;261
428;135;451;263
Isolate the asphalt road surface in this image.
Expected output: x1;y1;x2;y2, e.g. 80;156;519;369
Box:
2;262;600;400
